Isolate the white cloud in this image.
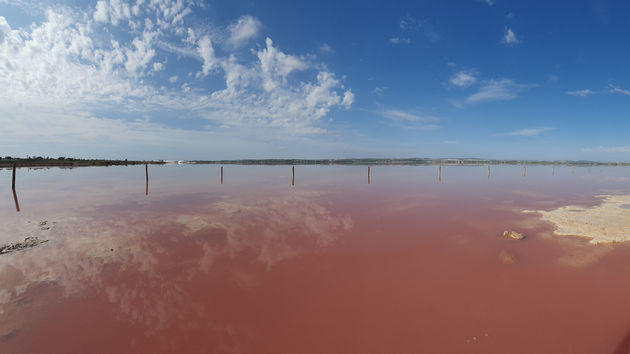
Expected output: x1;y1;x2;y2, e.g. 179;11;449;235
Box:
372;87;387;96
227;15;261;47
609;84;630;96
168;75;178;83
125;31;157;75
398;15;440;42
153;62;164;71
258;37;308;90
382;110;438;122
93;0;132;26
462;79;528;104
567;89;595;97
197;36;217;76
93;0;192;32
501;27;519;46
485;0;496;6
183;27;196;45
380;110;440;130
504;127;553;136
319;43;334;54
0;0;354;155
390;37;411;44
342;90;355;108
0;16;11;44
582;146;630;153
449;70;477;88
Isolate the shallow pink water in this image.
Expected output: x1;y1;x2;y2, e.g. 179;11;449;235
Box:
2;164;630;353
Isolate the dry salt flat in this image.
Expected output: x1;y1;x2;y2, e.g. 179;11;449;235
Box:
526;195;630;244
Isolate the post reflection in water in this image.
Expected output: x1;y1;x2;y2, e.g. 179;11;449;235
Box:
12;188;20;212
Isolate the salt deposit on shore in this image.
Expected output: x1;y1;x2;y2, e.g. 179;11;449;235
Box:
526;195;630;244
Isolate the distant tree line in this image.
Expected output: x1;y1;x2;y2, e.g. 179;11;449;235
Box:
0;156;165;167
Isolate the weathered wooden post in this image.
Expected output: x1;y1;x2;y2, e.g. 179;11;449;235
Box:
221;166;223;185
368;166;371;185
438;164;442;183
145;164;148;196
292;166;295;186
523;163;526;178
12;163;16;190
488;165;490;180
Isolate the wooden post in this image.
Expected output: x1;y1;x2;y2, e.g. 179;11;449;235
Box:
145;164;148;196
488;165;490;180
12;189;20;212
438;164;442;183
12;163;16;190
523;163;526;178
292;166;295;186
552;165;555;176
221;166;223;185
368;166;371;185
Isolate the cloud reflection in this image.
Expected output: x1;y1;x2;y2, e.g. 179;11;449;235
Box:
0;190;353;333
177;191;353;271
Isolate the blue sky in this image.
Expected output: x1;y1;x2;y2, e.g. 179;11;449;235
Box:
1;0;630;161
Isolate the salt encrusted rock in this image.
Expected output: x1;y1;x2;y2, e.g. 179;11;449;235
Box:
503;230;526;240
0;237;48;255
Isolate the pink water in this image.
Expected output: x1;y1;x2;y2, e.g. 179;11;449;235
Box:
1;164;630;353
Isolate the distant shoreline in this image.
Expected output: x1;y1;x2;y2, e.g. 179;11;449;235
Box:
1;158;628;168
0;158;165;168
184;158;630;167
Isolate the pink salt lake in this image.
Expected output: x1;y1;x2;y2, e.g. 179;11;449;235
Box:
1;164;630;354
